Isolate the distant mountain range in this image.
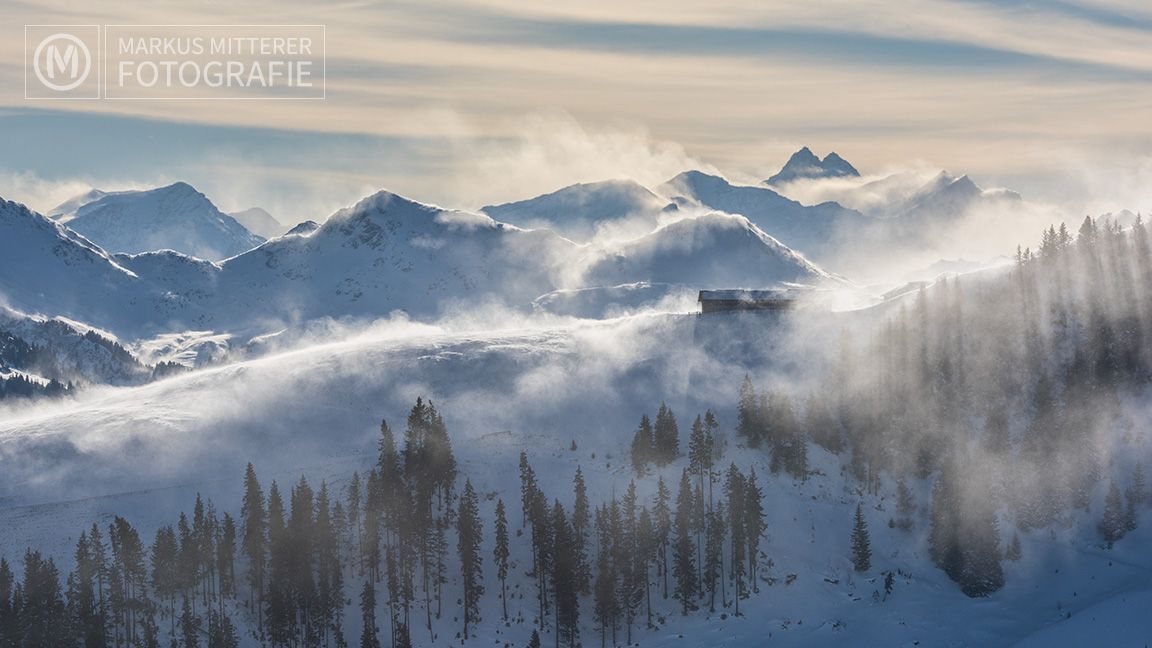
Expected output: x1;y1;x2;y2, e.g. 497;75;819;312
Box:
0;186;831;340
0;147;1044;346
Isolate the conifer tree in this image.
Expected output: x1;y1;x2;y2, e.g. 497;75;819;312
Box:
654;403;680;465
1128;463;1147;510
703;504;726;612
456;480;484;640
672;470;697;615
359;581;381;648
725;465;746;615
616;482;642;644
493;498;510;622
241;463;266;623
744;468;766;590
1099;481;1127;548
851;503;872;572
571;467;591;595
180;596;199;648
207;611;239;648
957;478;1004;598
151;525;179;631
630;414;654;474
551;500;580;648
346;471;364;577
217;512;237;602
635;506;655;628
73;531;107;646
652;477;672;600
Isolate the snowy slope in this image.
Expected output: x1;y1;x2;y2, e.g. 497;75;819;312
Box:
55;183;265;260
2;310;1151;647
0;307;151;386
482;179;678;242
229;207;287;239
658;171;867;261
0;197;151;328
765;147;860;186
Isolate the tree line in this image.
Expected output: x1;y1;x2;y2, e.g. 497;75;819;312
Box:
0;397;772;648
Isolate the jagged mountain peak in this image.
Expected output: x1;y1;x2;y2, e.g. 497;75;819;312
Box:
766;147;861;185
285;220;320;236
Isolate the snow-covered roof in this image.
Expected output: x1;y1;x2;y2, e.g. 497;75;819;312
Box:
698;288;798;302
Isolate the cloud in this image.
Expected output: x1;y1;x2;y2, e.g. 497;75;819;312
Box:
439;111;718;208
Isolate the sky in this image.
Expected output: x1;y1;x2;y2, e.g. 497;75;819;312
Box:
1;0;1151;223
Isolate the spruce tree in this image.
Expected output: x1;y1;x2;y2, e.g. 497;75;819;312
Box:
241;463;266;623
1099;481;1127;548
456;480;484;640
725;465;746;615
572;467;591;595
654;403;680;465
150;525;179;632
359;581;381;648
851;503;872;572
630;414;654;474
652;477;671;600
672;470;697;615
494;498;510;622
551;501;580;648
744;468;766;590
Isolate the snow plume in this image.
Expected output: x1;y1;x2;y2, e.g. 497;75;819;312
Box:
440;111;720;209
1038;148;1152;219
0;309;733;506
771;165;939;215
0;172;104;216
773;167;1063;283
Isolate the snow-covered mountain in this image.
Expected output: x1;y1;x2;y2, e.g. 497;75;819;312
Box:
52;182;265;260
658;170;867;261
228;206;286;239
581;212;831;288
895;171;1021;222
482;178;678;242
2;189;837;340
209;190;572;326
765;146;860;185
